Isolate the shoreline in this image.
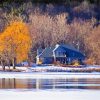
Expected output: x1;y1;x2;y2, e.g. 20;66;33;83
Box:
0;65;100;73
0;72;100;79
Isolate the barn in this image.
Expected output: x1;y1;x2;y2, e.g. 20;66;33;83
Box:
36;44;85;65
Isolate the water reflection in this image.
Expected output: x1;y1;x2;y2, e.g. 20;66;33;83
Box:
0;78;100;90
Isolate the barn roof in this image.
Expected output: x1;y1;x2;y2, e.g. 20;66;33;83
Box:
37;44;84;58
38;46;55;57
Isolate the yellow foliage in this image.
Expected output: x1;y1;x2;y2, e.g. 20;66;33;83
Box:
73;60;80;66
38;60;42;65
0;21;32;63
73;62;80;66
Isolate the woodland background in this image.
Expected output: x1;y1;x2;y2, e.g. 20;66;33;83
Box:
0;0;100;65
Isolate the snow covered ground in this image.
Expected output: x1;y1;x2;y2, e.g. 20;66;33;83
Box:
0;65;100;79
0;89;100;100
0;65;100;72
0;72;100;79
20;65;100;73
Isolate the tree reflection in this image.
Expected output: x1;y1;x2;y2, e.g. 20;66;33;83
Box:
0;78;100;90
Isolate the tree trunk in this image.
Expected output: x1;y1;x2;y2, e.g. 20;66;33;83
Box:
1;60;5;71
28;52;31;67
13;58;16;69
28;59;31;67
8;60;10;71
2;65;5;71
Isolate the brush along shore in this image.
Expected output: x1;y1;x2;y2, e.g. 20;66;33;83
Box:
0;65;100;72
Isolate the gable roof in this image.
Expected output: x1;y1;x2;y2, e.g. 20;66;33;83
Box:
37;44;84;58
53;44;67;52
61;44;81;53
38;46;55;58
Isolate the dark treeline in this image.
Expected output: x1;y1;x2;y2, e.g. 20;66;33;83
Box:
0;0;100;21
0;0;100;5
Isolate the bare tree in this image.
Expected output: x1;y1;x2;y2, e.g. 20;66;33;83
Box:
86;25;100;64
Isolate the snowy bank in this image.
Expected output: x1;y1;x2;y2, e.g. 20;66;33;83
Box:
0;65;100;72
0;90;100;100
0;72;100;79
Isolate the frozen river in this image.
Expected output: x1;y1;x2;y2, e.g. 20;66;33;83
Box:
0;78;100;90
0;72;100;100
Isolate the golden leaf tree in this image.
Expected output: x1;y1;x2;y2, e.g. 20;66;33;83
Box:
0;21;32;69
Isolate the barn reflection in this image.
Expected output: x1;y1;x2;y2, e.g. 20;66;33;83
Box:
0;78;100;90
